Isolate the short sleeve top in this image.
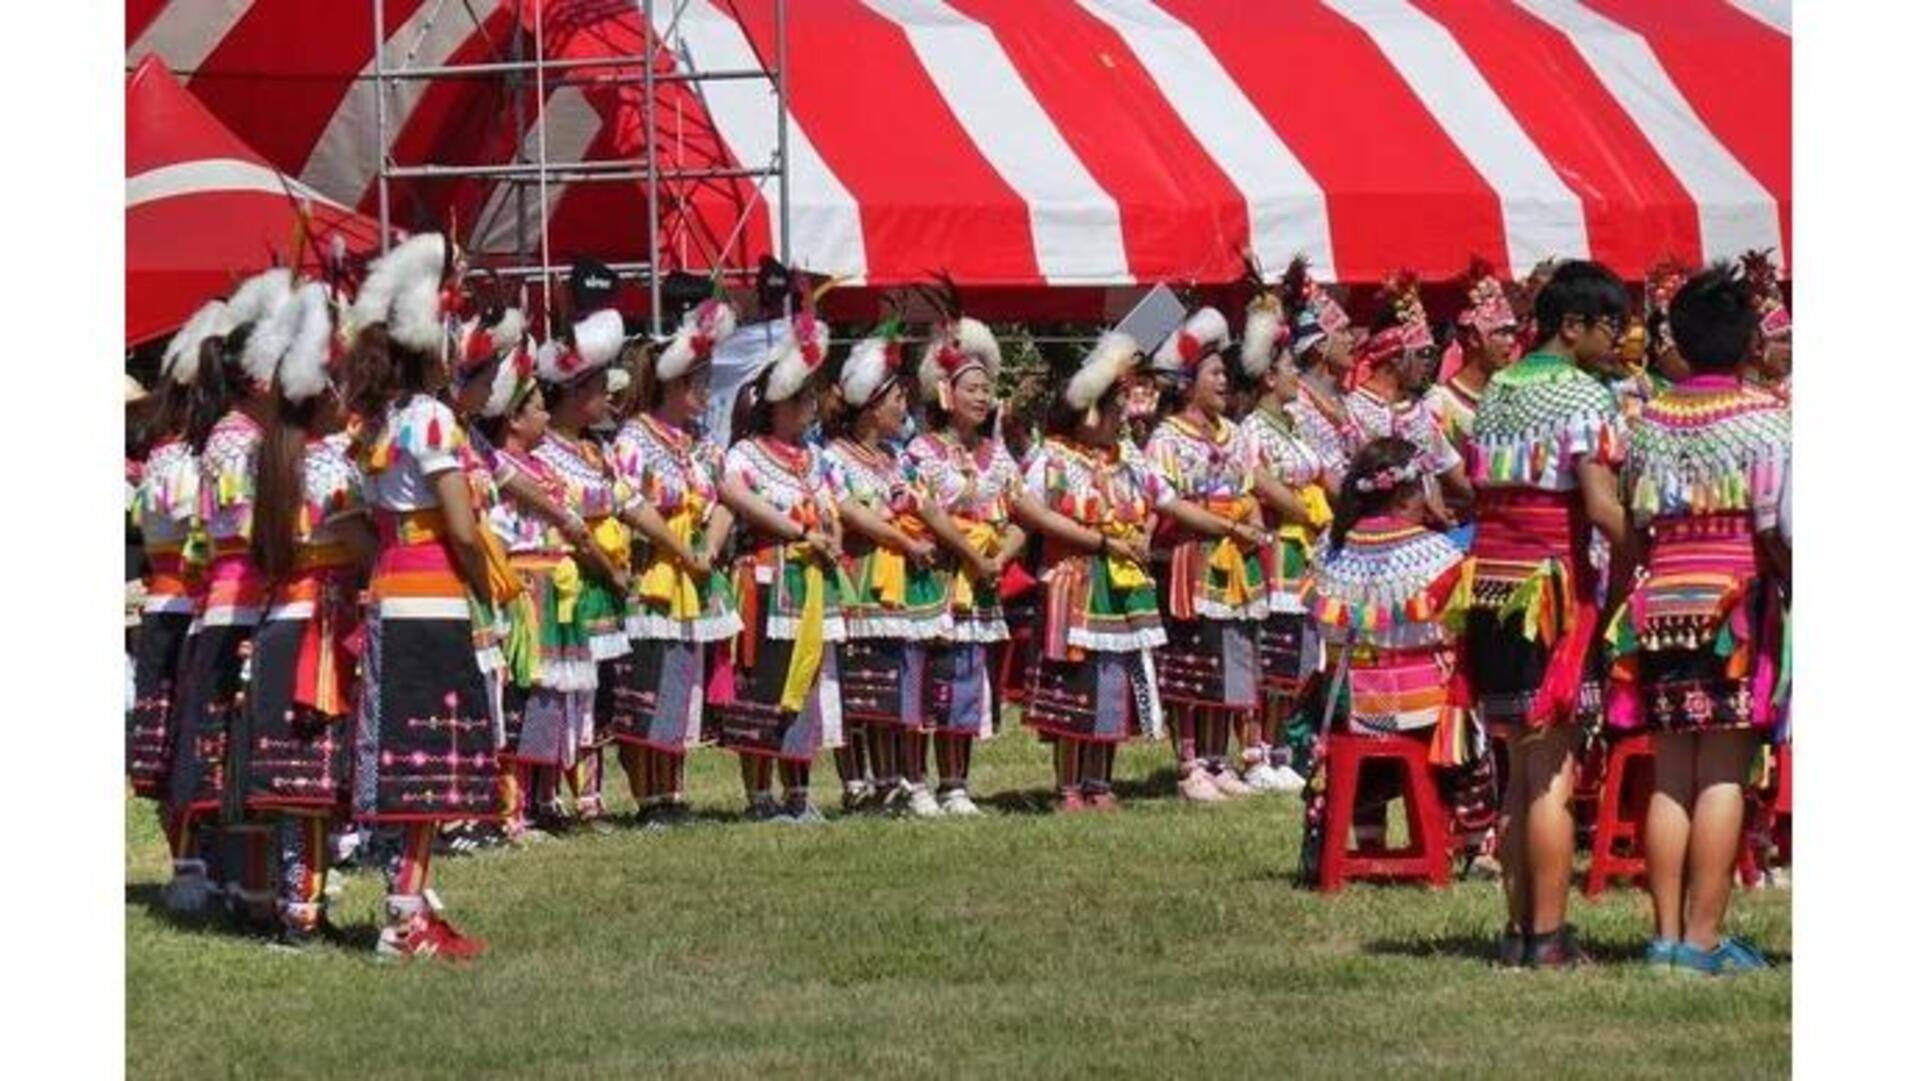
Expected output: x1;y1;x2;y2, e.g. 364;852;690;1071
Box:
199;410;264;543
1346;387;1463;478
1022;437;1168;529
1469;353;1627;493
137;437;200;548
533;431;622;521
903;431;1020;525
609;415;723;521
821;438;917;520
1240;404;1329;490
1144;413;1253;504
723;436;835;535
300;433;366;548
361;394;467;512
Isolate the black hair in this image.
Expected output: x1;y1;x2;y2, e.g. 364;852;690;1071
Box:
1330;437;1422;552
1667;264;1757;373
343;322;436;423
251;392;327;580
133;342;232;457
1533;260;1630;343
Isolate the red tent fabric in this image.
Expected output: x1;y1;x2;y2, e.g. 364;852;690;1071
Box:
126;55;382;347
129;1;1788;299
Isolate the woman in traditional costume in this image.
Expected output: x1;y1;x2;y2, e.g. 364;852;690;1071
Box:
823;324;948;816
904;301;1027;817
167;268;296;923
1607;266;1788;974
1426;257;1521;465
1017;332;1167;811
604;299;742;826
1144;307;1273;803
713;311;847;822
1278;258;1363;487
344;233;503;959
1236;282;1332;794
131;299;234;914
1461;260;1634;969
236;281;377;945
1343;272;1472;524
529;308;634;826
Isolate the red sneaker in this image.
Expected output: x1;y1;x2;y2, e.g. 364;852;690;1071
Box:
424;913;488;959
1053;789;1088;814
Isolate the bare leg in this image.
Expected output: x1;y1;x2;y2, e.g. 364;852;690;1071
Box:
1523;726;1581;935
1682;730;1760;949
1497;735;1531;934
1645;732;1698;942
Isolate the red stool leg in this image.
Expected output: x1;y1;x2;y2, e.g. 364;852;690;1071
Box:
1398;743;1455;888
1586;736;1645;897
1319;736;1361;894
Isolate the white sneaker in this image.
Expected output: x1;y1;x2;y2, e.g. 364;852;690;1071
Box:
1242;763;1287;793
939;789;982;817
906;784;944;818
1270;764;1308;794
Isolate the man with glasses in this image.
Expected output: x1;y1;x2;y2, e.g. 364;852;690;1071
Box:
1457;261;1635;969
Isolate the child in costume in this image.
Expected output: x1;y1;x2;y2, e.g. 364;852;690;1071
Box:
1426;257;1521;464
1145;307;1273;803
714;311;847;822
903;294;1027;817
605;299;743;826
823;324;950;816
1016;332;1168;811
1607;266;1789;974
235;281;377;945
344;233;504;959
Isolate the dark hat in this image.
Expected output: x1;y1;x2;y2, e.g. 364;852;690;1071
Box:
569;258;619;312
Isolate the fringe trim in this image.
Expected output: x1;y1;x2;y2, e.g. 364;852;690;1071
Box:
625;610;745;644
1192;598;1269;622
537;658;599;693
1067;626;1169;653
843;612;954;641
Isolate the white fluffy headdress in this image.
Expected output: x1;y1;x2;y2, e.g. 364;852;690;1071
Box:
237;270;301;388
1239;294;1287;380
840;331;904;409
483;339;538;419
658;299;738;383
162;299;237;386
272;283;338;403
1065;331;1143;416
1151;306;1230;378
765;310;830;404
348;233;449;355
916;316;1000;406
456;307;526;375
537;307;626;384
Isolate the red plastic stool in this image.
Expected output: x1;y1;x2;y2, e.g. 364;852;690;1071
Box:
1584;733;1657;897
1318;731;1453;893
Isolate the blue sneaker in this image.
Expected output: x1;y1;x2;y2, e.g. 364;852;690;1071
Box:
1671;941;1720;975
1713;937;1771;972
1645;938;1680;967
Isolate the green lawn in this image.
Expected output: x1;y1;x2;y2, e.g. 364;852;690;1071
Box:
126;727;1789;1080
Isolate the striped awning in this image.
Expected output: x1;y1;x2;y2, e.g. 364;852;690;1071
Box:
127;0;1789;289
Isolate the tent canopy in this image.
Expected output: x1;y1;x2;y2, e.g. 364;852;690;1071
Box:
129;1;1788;299
126;55;382;347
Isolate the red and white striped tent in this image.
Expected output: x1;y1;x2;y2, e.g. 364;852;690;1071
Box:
128;1;1788;307
127;55;383;347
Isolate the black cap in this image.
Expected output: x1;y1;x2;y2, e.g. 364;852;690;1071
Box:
570;258;619;312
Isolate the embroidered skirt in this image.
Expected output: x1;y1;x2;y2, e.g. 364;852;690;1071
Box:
710;579;843;763
1024;649;1161;744
168;621;253;818
352;531;504;824
235;566;359;814
127;610;193;800
602;639;707;752
926;642;994;738
839;638;930;730
1257;612;1320;699
1155;616;1259;711
1463;489;1603;731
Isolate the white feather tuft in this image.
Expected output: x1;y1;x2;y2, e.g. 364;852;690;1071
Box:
839;335;895;408
1066;332;1141;412
239;276;302;387
533;337;570;384
489;308;527;354
226;268;293;331
483;342;535;418
658;299;738;383
1152;306;1230;373
1239;301;1284;380
571;308;627;372
916;316;1001;401
766;316;830;404
162;300;236;385
276;283;336;403
347;233;446;352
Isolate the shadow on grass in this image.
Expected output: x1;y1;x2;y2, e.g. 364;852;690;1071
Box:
1363;932;1647;965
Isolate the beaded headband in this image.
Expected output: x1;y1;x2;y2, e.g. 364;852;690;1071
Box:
1353;460;1421;493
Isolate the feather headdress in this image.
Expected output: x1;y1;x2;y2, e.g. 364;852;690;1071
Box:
161;299;236;386
482;338;539;419
657;298;738;383
766;309;831;404
840;315;906;409
347;233;449;355
1238;253;1288;380
913;273;1000;408
273;282;338;403
1065;330;1143;421
1740;248;1790;340
1151;306;1229;379
1456;255;1517;335
538;307;626;384
236;269;300;388
1280;255;1348;359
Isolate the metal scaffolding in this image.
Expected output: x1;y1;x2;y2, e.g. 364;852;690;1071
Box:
370;0;792;335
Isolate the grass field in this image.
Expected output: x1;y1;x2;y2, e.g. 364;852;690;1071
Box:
126;726;1790;1080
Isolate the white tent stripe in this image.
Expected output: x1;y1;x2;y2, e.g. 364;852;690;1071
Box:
1725;0;1791;37
863;0;1129;284
656;1;868;281
1514;0;1782;262
1076;0;1336;280
467;86;602;257
128;158;353;211
130;0;255;74
1323;0;1588;270
298;0;501;207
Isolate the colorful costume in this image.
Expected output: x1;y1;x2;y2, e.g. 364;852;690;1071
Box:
1606;377;1790;733
1461;352;1626;731
1239;404;1332;708
127;434;200;802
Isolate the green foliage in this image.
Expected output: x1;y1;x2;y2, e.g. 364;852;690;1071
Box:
127;727;1789;1080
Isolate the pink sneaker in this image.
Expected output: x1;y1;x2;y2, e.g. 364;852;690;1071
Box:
1179;769;1226;803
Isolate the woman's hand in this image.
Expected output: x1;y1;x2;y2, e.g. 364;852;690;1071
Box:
907;538;938;568
1108;535;1151;567
684;548;713;582
803;529;841;564
1229;521;1269;549
560;512;591;547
